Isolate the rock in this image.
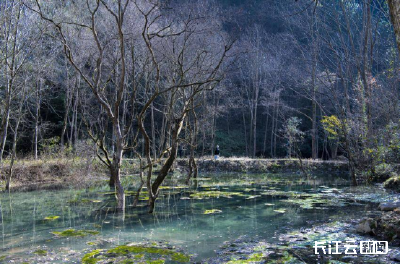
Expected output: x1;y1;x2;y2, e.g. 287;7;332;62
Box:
390;252;400;262
384;176;400;192
378;201;400;211
356;218;374;234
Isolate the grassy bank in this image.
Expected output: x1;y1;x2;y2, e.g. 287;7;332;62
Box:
0;157;349;192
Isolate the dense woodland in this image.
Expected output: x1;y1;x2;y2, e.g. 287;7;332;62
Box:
1;0;400;211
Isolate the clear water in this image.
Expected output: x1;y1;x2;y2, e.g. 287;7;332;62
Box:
0;172;379;262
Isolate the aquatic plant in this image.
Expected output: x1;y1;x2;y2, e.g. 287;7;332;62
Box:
82;244;191;263
33;249;47;256
52;229;99;237
44;216;60;221
204;209;222;214
190;191;244;199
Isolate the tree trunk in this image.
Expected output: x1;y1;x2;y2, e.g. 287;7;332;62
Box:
263;109;269;156
151;102;157;160
252;101;258;158
110;142;125;210
33;79;42;160
242;110;249;156
388;0;400;55
6;120;20;191
149;117;184;213
0;96;10;162
311;14;318;160
6;88;24;191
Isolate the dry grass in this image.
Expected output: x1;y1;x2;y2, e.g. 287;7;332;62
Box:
0;157;108;191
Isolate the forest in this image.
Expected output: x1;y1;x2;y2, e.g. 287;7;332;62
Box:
1;0;400;263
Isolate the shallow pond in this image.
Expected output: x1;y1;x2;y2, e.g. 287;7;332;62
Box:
0;172;391;263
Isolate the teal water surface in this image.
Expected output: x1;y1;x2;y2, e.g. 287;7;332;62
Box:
0;172;382;263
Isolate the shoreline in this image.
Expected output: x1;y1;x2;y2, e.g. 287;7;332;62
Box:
1;158;350;192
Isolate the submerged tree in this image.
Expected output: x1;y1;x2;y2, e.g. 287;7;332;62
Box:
29;0;230;212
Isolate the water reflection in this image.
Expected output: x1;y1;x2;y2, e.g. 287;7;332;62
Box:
0;172;376;261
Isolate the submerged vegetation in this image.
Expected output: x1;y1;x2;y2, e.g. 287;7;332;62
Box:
52;229;100;237
44;215;60;221
82;244;191;264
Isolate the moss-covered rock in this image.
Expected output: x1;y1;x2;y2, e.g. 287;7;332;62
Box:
82;243;191;264
384;176;400;192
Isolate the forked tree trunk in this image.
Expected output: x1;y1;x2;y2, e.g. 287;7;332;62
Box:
148;118;184;213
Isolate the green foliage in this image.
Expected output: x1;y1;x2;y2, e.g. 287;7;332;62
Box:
215;130;247;157
321;115;343;140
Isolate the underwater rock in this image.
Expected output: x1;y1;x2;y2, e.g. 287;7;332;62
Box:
378;201;400;211
390;252;400;262
356;218;375;234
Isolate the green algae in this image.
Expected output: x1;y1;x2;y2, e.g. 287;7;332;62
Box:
225;252;265;263
44;215;60;221
204;209;223;215
109;245;184;259
33;249;47;256
282;194;346;209
190;191;244;199
52;229;99;237
81;244;191;263
82;249;104;264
